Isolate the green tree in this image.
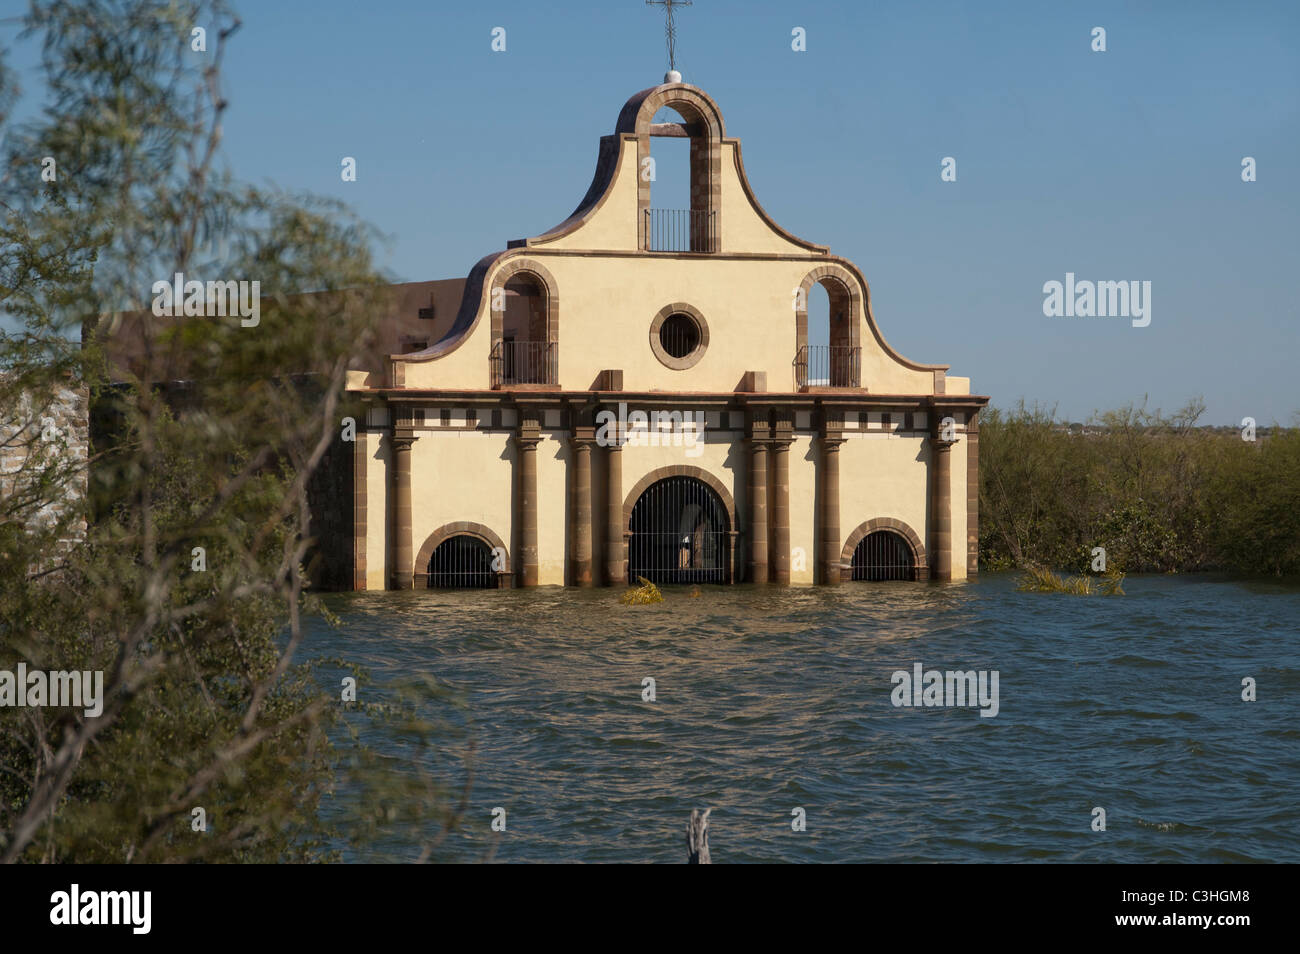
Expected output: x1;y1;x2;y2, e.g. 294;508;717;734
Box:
1;0;469;863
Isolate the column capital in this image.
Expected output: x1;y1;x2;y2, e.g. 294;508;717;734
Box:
930;409;962;448
390;430;418;449
570;425;596;448
515;419;542;450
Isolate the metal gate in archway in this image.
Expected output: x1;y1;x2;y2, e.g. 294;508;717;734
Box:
427;534;499;589
850;530;916;581
627;476;730;585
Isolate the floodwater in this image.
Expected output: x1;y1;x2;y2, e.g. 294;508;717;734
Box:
311;572;1300;863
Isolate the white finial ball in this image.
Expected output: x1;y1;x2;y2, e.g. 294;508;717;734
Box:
664;69;682;84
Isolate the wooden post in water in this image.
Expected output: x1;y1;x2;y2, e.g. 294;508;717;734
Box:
686;808;712;864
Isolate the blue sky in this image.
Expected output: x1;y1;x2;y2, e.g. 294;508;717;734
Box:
3;0;1297;423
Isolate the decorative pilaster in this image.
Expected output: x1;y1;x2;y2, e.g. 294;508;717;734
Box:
747;418;770;583
516;417;541;587
353;428;368;590
819;414;846;585
929;414;958;582
605;433;625;585
771;415;793;585
388;418;417;589
569;426;595;586
966;411;980;576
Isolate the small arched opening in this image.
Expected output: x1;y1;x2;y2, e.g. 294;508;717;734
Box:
489;260;558;388
850;530;917;581
799;275;857;388
499;274;551;385
795;267;861;389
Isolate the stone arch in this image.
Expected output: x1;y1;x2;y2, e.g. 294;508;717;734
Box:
414;521;512;588
489;258;559;342
623;465;737;537
840;518;928;582
619;84;725;252
617;84;727;140
795;264;863;388
489;258;560;386
797;264;862;352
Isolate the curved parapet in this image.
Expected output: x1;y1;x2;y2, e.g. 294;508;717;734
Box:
375;80;959;396
518;134;623;247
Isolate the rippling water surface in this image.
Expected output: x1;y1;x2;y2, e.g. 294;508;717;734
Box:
311;573;1300;862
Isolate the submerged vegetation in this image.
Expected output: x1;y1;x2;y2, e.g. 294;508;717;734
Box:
619;577;665;604
1016;564;1126;596
981;400;1300;578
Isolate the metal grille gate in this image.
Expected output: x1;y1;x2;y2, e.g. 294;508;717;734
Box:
427;535;498;589
628;476;730;585
851;530;916;581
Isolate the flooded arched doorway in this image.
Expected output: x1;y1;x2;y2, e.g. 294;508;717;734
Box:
627;476;730;584
850;530;917;581
426;534;499;589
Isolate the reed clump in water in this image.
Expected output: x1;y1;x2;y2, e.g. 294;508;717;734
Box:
1017;564;1125;595
619;576;664;604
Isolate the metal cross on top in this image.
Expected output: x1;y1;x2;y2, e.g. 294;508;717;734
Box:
647;0;692;73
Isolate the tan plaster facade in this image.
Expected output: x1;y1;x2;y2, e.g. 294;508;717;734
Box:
346;82;988;589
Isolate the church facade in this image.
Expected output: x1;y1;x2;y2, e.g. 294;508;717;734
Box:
345;81;987;590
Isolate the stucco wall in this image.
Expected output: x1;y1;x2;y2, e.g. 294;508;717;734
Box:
357;411;975;588
397;251;937;395
838;431;931;573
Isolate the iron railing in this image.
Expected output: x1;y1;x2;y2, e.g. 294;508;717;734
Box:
851;531;916;581
491;339;556;387
658;312;700;359
793;344;861;388
628;475;730;584
427;535;499;588
643;208;717;253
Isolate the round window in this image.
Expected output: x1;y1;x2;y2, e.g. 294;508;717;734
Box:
659;313;699;359
649;304;709;370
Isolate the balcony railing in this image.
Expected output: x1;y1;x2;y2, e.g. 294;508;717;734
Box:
794;345;861;389
491;339;556;388
643;208;717;253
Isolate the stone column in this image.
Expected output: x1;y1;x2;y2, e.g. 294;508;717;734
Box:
388;428;417;590
929;414;958;582
516;418;541;587
771;431;793;585
605;436;625;585
747;419;770;583
819;425;846;585
569;426;595;586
